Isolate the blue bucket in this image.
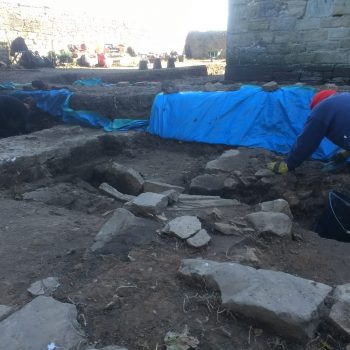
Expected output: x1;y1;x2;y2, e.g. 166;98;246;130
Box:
314;191;350;242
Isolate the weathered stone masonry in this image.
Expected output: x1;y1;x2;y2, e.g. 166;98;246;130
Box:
0;2;127;62
225;0;350;84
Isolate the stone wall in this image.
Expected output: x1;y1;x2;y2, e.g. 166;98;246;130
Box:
225;0;350;84
0;2;129;62
184;31;226;59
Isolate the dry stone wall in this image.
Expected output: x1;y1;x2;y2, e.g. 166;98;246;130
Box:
0;2;129;62
225;0;350;84
184;31;226;59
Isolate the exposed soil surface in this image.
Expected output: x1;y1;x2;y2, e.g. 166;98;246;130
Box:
0;67;350;350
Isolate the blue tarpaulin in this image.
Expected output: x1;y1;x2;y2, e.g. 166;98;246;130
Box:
10;88;148;132
148;85;340;161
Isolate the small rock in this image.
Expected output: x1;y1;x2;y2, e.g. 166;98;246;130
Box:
257;199;293;218
27;277;60;296
186;229;211;248
205;150;240;173
162;189;180;204
207;208;223;221
0;305;13;321
162;216;201;239
214;222;242;236
164;325;199;349
262;81;279;92
255;169;274;177
124;192;168;216
245;211;292;237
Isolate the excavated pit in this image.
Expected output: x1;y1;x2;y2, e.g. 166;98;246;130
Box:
0;123;350;349
1;68;350;349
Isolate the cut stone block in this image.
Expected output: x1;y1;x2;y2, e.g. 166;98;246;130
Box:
124;192;168;216
186;229;211;247
162;216;201;239
179;259;332;340
0;296;84;350
245;211;292;237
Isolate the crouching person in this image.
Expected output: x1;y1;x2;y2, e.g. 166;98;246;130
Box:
0;95;35;138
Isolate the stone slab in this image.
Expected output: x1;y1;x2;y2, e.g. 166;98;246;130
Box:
143;180;184;194
124;192;168;216
179;259;332;340
162;216;202;239
186;229;211;247
0;296;84;350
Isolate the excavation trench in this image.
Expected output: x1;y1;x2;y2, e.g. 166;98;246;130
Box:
0;126;350;349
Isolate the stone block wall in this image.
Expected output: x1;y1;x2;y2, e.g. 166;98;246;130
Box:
184;31;226;59
0;2;129;61
225;0;350;84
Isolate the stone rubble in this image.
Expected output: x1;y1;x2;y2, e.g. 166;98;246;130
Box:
256;198;293;218
162;216;202;240
27;277;60;296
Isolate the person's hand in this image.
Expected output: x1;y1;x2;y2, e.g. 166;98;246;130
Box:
267;160;289;174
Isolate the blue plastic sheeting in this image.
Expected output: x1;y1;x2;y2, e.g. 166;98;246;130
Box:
148;85;340;161
0;82;32;90
11;89;148;132
13;89;72;116
73;78;114;87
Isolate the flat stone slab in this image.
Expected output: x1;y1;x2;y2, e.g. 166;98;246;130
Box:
170;194;239;211
245;211;292;237
186;229;211;247
144;180;184;194
27;277;60;296
162;216;202;239
179;259;332;340
328;283;350;339
0;296;84;350
0;305;13;321
124;192;168;216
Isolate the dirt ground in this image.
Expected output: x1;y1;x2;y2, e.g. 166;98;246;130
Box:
0;66;350;350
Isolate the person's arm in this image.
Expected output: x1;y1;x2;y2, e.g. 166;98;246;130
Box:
286;116;329;170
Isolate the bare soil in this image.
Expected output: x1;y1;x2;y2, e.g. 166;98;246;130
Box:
0;67;349;350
